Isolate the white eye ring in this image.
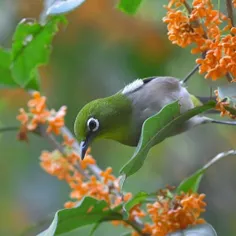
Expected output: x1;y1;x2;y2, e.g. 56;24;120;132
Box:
87;117;99;132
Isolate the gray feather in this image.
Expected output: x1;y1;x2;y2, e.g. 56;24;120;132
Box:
124;77;206;144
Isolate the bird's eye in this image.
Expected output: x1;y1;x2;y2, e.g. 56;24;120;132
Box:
87;118;99;132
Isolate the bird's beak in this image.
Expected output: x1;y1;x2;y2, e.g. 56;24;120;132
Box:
79;136;91;160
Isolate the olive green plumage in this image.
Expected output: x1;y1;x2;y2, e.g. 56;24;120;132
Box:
74;76;205;159
74;93;134;145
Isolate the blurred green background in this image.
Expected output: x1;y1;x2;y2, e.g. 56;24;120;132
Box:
0;0;236;235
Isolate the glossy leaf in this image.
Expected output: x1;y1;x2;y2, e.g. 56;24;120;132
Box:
25;69;41;91
177;150;236;193
176;169;203;194
120;101;216;178
38;197;122;236
11;16;65;87
169;223;217;236
0;48;40;90
0;48;17;88
117;0;143;15
46;0;86;16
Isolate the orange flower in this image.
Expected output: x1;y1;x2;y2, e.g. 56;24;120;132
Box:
214;90;236;119
100;167;116;184
47;106;67;135
142;191;206;235
28;91;47;114
63;135;75;148
17;108;29;125
64;201;76;209
80;155;96;169
233;0;236;8
129;204;146;221
40;150;72;180
164;0;236;81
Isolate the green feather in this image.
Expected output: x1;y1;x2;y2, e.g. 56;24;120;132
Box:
190;94;203;107
74;92;133;145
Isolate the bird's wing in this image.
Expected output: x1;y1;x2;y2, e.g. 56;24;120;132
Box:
124;76;195;130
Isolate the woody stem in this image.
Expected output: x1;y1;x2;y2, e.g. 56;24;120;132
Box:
125;219;147;235
226;0;235;27
61;126;102;180
0;126;19;133
39;125;90;179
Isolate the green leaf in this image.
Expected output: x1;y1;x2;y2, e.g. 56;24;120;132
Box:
11;16;65;87
46;0;86;16
218;84;236;115
117;0;143;15
177;169;203;194
0;48;18;88
38;197;122;236
169;223;217;236
0;47;40;90
25;69;41;91
177;149;236;193
120;101;216;178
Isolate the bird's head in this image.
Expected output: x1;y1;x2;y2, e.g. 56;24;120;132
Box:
74;93;132;159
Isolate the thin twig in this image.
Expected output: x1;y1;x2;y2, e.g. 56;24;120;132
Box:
125;219;147;236
181;64;200;84
61;126;102;180
226;72;233;82
39;125;90;179
183;0;192;14
208;118;236;126
204;149;236;170
226;0;235;27
0;126;19;133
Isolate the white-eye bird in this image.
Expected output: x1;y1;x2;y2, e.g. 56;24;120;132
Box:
74;76;232;159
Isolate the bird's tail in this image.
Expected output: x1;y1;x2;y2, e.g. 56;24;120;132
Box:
191;95;236;126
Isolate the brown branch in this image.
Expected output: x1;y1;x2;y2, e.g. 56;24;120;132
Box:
183;0;192;14
39;125;90;179
61;126;102;180
226;72;233;82
226;0;235;27
0;126;19;133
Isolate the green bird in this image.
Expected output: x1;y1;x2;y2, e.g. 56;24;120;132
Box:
74;76;232;159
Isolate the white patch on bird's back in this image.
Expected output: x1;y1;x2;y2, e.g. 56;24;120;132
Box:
122;79;144;94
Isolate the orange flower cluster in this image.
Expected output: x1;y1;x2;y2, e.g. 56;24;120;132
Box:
40;142;207;236
214;90;236;119
163;0;236;81
17;92;66;139
142;192;206;236
39;144;132;208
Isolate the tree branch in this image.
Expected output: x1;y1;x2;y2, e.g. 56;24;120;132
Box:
39;125;90;179
226;0;235;27
0;126;19;133
181;64;200;84
204;149;236;170
61;126;102;180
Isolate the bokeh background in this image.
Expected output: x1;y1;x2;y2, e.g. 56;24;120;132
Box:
0;0;236;235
